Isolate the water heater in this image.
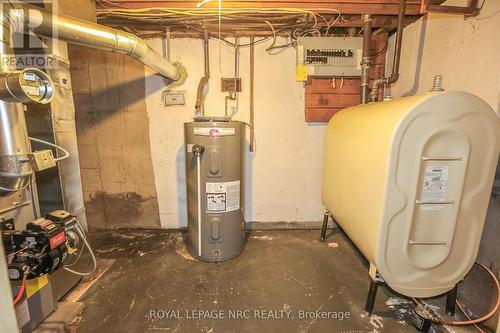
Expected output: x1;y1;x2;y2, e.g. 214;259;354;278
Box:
184;120;246;262
322;91;500;297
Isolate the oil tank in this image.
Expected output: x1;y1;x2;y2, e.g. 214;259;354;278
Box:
184;120;246;262
322;91;500;297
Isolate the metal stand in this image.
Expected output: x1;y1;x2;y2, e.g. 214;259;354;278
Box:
320;212;330;241
445;284;458;316
365;265;385;315
365;280;380;314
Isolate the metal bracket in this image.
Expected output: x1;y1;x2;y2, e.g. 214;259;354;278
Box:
420;0;480;17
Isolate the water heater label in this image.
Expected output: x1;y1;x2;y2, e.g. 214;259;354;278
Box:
194;127;235;137
421;165;449;211
206;180;240;212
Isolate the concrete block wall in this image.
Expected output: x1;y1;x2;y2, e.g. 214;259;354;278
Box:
61;0;161;230
68;46;161;229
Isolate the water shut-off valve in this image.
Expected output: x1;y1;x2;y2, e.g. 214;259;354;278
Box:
192;144;205;156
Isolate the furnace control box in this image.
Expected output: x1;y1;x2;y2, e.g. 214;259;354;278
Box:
296;37;363;78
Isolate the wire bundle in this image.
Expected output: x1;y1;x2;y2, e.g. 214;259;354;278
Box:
95;5;344;46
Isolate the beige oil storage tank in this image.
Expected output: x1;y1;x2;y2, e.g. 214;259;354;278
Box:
322;91;500;298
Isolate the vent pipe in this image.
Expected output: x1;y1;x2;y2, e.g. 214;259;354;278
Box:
17;3;186;84
370;0;407;102
0;7;33;194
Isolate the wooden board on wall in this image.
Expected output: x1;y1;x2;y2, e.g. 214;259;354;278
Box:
304;32;388;122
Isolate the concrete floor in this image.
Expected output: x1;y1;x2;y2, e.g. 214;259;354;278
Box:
71;229;477;333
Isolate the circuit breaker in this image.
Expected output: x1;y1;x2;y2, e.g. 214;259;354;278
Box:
296;37;363;78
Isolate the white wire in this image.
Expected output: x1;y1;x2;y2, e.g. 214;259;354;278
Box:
63;223;97;276
28;137;70;162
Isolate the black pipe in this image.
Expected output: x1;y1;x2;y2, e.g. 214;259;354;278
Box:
320;212;330;241
445;285;458;316
365;280;379;314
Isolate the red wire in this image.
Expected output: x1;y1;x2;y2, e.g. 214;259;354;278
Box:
12;274;27;306
431;263;500;326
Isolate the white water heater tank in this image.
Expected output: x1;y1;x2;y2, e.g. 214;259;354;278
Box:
322;91;500;297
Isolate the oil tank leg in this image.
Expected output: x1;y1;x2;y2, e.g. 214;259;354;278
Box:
445;284;458;316
365;280;379;315
320;212;330;241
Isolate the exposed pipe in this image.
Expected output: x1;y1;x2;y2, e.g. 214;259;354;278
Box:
195;31;210;116
0;7;33;195
360;14;373;104
224;36;238;117
370;0;407;102
17;3;185;83
249;36;255;153
387;0;406;84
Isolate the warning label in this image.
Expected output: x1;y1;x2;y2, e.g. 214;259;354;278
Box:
206;181;240;213
421;165;449;211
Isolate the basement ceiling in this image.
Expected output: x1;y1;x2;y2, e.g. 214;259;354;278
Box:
95;0;443;38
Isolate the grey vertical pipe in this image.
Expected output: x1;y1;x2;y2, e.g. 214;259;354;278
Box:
360;14;372;104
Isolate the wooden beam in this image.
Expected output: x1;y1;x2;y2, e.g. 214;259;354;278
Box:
420;0;479;16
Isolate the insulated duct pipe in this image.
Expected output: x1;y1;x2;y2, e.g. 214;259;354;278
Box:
18;3;186;83
360;14;372;104
370;0;407;102
0;6;33;194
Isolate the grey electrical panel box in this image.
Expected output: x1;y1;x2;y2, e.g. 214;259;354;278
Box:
296;37;363;77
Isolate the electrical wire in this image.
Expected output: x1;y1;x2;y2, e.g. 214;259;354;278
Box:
63;222;97;276
12;267;29;305
456;301;486;333
414;263;500;327
28;137;70;162
96;7;342;43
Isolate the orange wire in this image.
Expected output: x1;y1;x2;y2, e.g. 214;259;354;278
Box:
432;263;500;326
12;272;28;305
456;301;486;333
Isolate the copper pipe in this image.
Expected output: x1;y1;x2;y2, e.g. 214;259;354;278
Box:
195;31;210;115
225;36;239;117
387;0;407;84
249;36;255;152
360;14;372;104
370;0;407;102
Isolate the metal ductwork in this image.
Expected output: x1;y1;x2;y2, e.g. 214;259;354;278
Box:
0;7;33;194
17;3;186;84
0;2;187;195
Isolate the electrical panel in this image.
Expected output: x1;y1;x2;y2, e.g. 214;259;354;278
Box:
296;37;363;78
